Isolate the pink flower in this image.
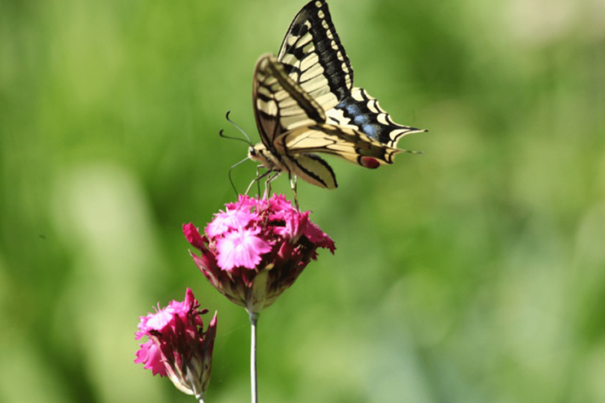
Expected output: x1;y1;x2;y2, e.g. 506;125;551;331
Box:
184;194;335;314
134;288;217;399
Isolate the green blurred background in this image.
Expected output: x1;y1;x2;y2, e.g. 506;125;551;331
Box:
2;0;604;402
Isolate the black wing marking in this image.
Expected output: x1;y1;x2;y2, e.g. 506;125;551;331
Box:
277;0;353;111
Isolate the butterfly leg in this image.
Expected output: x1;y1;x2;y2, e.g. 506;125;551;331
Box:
255;165;262;196
246;168;273;195
289;173;299;210
245;177;258;195
264;171;281;199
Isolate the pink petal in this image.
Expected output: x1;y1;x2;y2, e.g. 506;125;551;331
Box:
268;194;296;213
145;307;175;331
206;209;257;237
216;228;272;270
183;223;206;251
183;288;196;308
134;340;167;376
226;194;256;211
303;221;336;253
286;210;308;240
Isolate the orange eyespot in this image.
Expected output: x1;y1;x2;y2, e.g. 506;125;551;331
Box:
360;157;380;169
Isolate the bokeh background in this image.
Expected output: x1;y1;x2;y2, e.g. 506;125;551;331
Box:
2;0;605;402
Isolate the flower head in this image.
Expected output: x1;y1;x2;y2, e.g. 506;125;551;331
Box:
134;288;217;400
184;194;335;314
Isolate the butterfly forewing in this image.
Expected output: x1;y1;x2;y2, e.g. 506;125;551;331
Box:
277;0;353;111
253;54;326;147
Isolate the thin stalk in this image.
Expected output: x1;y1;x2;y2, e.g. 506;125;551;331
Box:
249;311;260;403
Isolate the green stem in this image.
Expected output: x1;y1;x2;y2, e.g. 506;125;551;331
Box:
249;311;260;403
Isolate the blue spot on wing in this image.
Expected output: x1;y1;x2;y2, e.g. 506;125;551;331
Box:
336;96;391;142
361;124;377;137
343;103;370;126
345;104;361;116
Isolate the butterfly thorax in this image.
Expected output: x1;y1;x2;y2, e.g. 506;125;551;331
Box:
248;143;284;172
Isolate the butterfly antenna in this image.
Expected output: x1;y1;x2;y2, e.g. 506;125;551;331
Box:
218;110;253;145
219;128;251;145
228;156;251;196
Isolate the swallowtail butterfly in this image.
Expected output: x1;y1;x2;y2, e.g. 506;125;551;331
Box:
248;0;425;195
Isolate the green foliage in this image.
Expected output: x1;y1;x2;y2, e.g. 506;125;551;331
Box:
1;0;604;402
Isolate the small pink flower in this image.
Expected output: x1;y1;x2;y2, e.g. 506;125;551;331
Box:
134;288;217;400
184;194;335;314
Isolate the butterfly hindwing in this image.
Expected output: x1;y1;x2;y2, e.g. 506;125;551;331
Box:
274;123;402;167
285;153;338;189
326;87;426;148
